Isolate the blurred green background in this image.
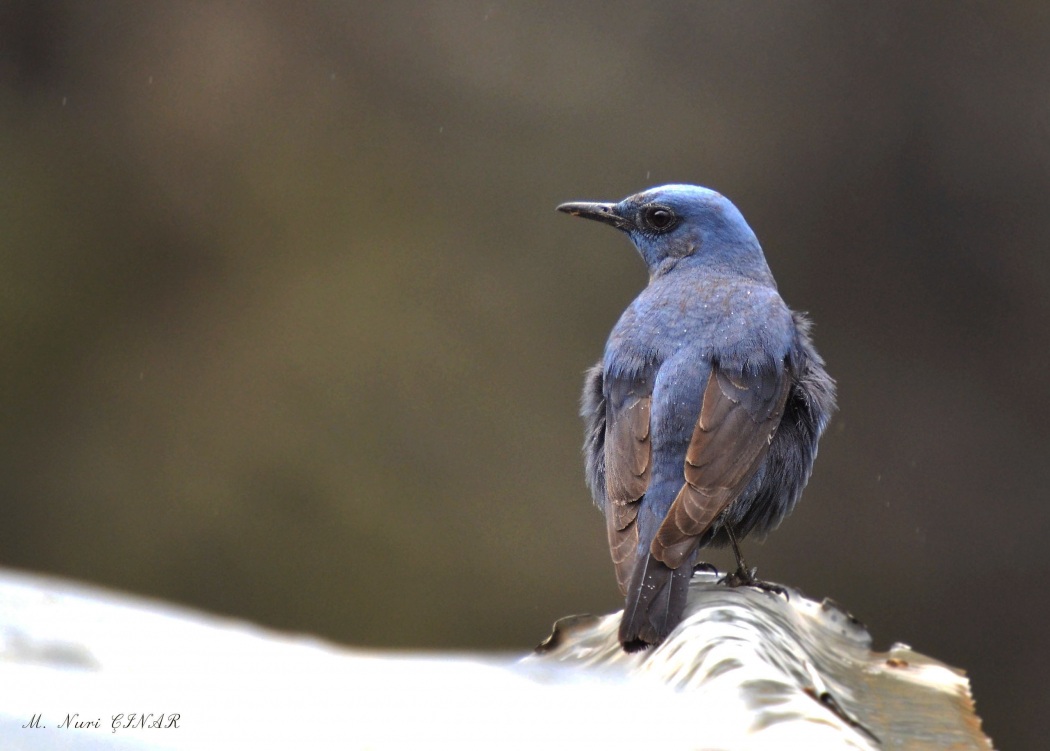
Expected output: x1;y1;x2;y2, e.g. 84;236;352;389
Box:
2;2;1047;747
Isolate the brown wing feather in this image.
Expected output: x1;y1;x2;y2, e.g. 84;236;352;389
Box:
605;395;651;594
607;503;639;595
652;361;789;568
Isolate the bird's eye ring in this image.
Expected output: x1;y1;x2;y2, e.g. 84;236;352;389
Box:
642;205;677;232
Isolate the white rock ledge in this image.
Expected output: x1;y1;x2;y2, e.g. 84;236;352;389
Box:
0;568;992;750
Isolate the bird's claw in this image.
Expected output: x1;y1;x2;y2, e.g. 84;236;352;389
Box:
719;567;790;600
692;561;719;577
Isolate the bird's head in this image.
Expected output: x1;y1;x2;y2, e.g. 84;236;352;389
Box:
558;184;773;284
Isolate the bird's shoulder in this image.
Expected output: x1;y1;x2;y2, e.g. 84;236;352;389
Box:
607;275;792;369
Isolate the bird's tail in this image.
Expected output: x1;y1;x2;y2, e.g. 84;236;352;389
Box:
618;553;692;652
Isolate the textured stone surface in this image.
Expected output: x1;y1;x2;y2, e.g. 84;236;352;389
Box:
0;568;991;750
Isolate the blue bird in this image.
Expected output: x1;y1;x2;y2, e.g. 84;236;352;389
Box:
558;185;836;651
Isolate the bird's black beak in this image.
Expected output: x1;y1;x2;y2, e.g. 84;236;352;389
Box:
556;201;633;231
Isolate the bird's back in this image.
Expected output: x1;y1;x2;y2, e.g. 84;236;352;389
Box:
603;270;796;539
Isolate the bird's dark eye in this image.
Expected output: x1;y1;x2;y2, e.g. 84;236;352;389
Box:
642;205;676;232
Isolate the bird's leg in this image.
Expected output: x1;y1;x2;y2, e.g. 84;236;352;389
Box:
719;527;788;599
725;526;754;580
721;539;783;596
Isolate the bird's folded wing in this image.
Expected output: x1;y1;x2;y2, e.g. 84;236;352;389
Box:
653;358;789;568
604;389;651;595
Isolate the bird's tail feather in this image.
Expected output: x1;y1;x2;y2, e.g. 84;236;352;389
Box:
618;553;691;651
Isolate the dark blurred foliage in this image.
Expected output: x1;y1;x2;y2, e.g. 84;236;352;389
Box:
1;2;1047;746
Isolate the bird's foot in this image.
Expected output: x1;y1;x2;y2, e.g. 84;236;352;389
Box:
719;566;789;600
721;527;788;598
